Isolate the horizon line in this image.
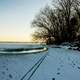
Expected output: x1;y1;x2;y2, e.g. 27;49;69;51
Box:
0;41;45;43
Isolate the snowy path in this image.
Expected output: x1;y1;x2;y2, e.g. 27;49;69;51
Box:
31;48;80;80
0;47;80;80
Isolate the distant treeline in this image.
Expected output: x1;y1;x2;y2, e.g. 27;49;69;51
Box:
32;0;80;44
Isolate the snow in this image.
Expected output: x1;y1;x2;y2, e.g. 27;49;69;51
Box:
0;46;80;80
31;48;80;80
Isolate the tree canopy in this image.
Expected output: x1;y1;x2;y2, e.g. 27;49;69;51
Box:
32;0;80;44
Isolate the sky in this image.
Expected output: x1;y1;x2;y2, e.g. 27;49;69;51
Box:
0;0;50;42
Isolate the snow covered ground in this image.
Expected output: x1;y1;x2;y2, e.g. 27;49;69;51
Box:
31;47;80;80
0;46;80;80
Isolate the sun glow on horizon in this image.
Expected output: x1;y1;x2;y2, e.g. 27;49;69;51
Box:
0;34;33;42
0;0;50;42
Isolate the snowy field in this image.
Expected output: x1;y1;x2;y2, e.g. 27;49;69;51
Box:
0;43;80;80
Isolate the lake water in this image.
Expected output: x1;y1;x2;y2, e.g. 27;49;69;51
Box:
0;43;46;54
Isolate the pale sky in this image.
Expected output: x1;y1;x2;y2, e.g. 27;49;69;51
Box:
0;0;50;42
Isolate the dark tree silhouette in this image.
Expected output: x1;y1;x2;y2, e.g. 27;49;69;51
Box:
55;0;80;42
32;0;80;44
32;6;57;44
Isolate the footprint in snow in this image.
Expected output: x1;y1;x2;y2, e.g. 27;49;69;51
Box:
2;71;5;75
9;74;13;79
52;78;55;80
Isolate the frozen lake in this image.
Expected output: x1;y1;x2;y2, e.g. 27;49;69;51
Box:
0;43;80;80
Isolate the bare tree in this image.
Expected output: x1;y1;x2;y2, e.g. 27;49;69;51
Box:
32;6;57;43
54;0;80;41
32;0;80;44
